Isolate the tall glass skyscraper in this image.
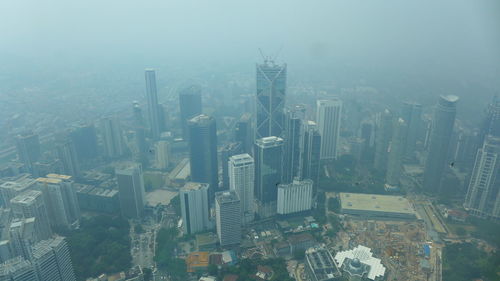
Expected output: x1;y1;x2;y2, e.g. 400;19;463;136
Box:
316;98;342;160
188;114;218;203
423;95;459;192
301;121;321;194
400;102;422;162
145;69;162;139
256;61;287;139
179;85;202;140
254;136;284;218
283;107;304;183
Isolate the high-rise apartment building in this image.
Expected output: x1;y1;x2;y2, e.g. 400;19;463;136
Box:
255;61;287;139
228;154;254;223
68;123;99;161
464;136;500;220
15;133;41;174
277;179;313;215
385;118;408;188
145;69;162;140
188;114;218;203
99;117;124;159
0;178;36;208
478;96;500;146
374;109;393;173
31;237;76;281
45;174;80;227
179;85;202;140
316;99;342;160
0;256;38;280
215;191;241;247
116;164;145;219
400;102;422;162
301;121;321;193
423;95;459;192
180;182;210;235
10;190;52;241
254;137;284;218
55;140;80;178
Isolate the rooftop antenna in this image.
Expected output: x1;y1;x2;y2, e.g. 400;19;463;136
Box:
272;45;283;62
258;48;269;64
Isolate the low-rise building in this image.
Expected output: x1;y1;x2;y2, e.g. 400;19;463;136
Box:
305;246;341;281
334;245;386;281
339;193;416;220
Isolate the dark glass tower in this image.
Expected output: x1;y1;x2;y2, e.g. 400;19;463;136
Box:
145;69;162;140
254;136;284;218
301;121;322;194
69;123;99;161
188;114;218;203
283;107;303;183
179;85;202;140
234;113;253;154
255;61;287;139
423;95;459;192
400;102;422;162
374;109;393;173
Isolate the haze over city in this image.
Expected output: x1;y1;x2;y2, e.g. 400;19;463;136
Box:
0;1;499;281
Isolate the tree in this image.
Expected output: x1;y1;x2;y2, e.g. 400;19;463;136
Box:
293;249;305;260
208;264;218;276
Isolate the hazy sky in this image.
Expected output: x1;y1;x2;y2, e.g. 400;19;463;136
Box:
1;0;499;65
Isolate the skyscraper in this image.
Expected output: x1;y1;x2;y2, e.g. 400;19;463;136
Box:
215;191;241;247
234;113;253;154
0;257;38;280
145;69;162;140
45;174;80;228
180;182;210;235
221;142;243;190
31;237;76;281
316;98;342;160
255;61;287;139
69;123;99;161
179;85;202;140
400;102;422;162
228;154;254;223
254;136;284;218
132;102;148;166
374;109;393;173
10;190;52;242
55;140;80;178
188;114;218;203
99;116;124;159
154;141;170;170
464;135;500;220
283;107;303;183
277;179;313;215
423;95;459;192
301;121;321;193
15;133;41;174
478;96;500;146
116;164;145;219
385;118;408;188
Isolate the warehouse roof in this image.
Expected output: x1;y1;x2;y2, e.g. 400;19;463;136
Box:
339;193;415;215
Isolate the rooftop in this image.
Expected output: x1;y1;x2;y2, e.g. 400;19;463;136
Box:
46;174;72;180
183;182;209;191
339;193;415;215
216;191;240;204
255;136;284;147
36;177;62;184
334;245;386;280
229;153;253;165
11;190;42;204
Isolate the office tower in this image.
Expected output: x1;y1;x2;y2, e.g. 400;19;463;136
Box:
234;113;253;154
374;109;393;173
400;102;422;162
277;179;313;215
180;182;210;235
145;69;162;140
464;136;500;220
188;115;218;203
478;96;500;146
99;117;124;158
283;108;303;183
36;177;77;229
116;164;145;219
132;101;145;128
131;102;148;166
158;103;169;132
10;190;52;241
348;137;365;162
0;178;36;208
68;123;99;161
215;191;241;247
385;118;408;188
316;98;342;160
154;141;170;170
0;256;38;280
360;121;374;148
55;140;80;178
45;174;80;227
255;61;287;139
301;121;321;193
228;154;254;223
453;130;479;172
179;85;202;139
221;142;243;190
15;133;41;174
254;137;284;218
31;237;76;281
423;95;459;192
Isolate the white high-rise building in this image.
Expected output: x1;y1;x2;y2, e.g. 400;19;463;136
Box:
10;190;52;242
116;164;145;219
215;191;241;247
277;179;313;215
228;154;254;223
155;141;170;170
316;98;342;160
99;116;124;158
180;182;210;235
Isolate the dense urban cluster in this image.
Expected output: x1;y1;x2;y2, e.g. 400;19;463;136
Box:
0;57;498;281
